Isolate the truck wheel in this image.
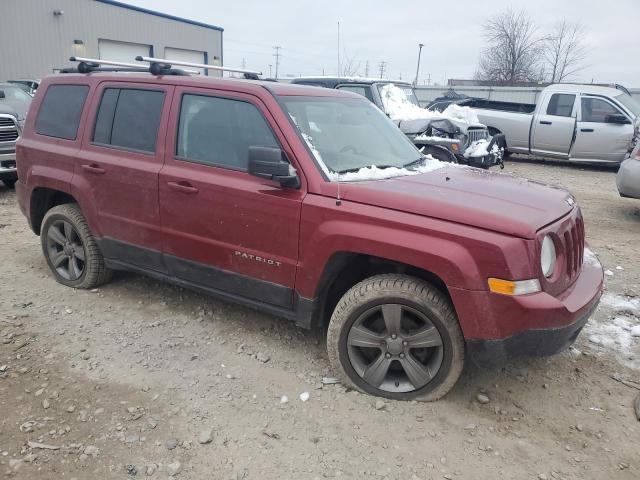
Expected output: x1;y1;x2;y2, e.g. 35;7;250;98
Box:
327;274;465;401
420;146;457;164
2;178;16;188
40;203;112;289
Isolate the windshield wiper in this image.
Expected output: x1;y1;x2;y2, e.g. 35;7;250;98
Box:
336;165;397;174
402;157;426;169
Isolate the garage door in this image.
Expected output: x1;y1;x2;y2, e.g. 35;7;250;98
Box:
99;39;151;63
164;47;207;75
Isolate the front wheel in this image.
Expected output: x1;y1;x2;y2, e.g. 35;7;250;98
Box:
327;274;465;401
1;178;16;188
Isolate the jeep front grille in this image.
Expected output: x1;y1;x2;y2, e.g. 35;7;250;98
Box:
467;128;489;145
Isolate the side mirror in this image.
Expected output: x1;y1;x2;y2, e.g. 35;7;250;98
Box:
605;114;630;125
248;146;300;188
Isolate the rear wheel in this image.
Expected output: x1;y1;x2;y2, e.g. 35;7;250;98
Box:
40;203;112;289
327;274;465;401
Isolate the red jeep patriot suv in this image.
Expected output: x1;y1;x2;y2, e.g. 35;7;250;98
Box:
15;60;603;401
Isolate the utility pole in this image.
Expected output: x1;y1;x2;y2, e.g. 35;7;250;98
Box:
364;60;370;77
378;61;387;79
337;21;340;75
427;73;431;86
273;46;281;79
268;64;272;78
414;43;424;87
241;57;246;70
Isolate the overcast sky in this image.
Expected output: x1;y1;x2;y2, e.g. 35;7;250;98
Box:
127;0;639;85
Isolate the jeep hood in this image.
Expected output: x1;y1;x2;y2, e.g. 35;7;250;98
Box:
339;166;573;238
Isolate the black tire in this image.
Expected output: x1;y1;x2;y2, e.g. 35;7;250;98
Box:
420;145;457;164
40;203;112;289
2;178;16;189
327;274;465;402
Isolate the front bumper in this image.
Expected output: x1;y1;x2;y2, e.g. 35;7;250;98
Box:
616;157;640;199
451;248;603;367
0;151;17;180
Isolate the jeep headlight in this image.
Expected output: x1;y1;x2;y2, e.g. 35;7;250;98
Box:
541;235;556;278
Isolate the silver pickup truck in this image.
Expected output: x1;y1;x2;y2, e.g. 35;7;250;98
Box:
464;84;640;165
0;83;31;188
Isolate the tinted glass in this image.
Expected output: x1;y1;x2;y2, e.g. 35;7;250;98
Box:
93;89;119;145
546;94;575;117
581;97;623;123
337;85;374;102
176;94;279;171
35;85;88;140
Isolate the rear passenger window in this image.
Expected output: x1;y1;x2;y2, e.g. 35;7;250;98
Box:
35;85;89;140
92;88;165;153
546;94;575;117
176;94;279;171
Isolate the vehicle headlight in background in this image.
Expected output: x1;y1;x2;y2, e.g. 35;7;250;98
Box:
541;235;556;278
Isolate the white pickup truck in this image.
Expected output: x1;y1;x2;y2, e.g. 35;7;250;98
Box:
459;84;640;164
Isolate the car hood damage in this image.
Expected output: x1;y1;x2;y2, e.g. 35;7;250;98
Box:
339;165;573;239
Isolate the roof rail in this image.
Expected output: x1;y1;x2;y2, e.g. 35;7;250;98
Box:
136;56;262;76
66;57;196;75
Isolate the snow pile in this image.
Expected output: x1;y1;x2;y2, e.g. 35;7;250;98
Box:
413;134;458;143
326;156;446;182
464;139;502;159
583;247;601;268
442;104;480;125
379;84;442;122
599;292;640;312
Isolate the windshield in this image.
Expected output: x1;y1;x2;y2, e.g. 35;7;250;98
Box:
615;93;640;117
0;85;32;101
378;83;420;106
282;96;425;178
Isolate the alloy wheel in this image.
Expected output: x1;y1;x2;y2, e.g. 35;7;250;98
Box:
45;220;86;281
346;303;444;393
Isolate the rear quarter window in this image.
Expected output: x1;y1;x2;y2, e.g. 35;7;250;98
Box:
35;85;89;140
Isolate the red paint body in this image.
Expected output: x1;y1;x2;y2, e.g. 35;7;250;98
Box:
15;73;603;344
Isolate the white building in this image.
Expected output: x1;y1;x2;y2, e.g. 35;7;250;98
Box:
0;0;224;79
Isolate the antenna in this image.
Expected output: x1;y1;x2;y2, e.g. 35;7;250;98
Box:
135;56;262;76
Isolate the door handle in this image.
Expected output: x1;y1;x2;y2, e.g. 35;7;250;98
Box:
539;120;552;125
81;163;106;174
580;128;594;133
167;181;199;194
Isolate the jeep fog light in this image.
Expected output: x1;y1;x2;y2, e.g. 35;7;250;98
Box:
488;278;541;296
541;235;556;278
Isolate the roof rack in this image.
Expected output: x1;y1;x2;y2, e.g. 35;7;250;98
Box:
67;57;197;75
136;56;262;76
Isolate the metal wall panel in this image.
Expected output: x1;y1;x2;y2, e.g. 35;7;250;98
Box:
0;0;223;79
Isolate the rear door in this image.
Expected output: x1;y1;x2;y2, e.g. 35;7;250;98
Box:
77;82;173;271
159;87;305;309
530;92;577;157
570;96;635;163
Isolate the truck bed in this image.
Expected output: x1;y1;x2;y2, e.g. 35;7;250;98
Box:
464;98;536;114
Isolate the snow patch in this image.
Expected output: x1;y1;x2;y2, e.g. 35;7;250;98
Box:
379;84;442;122
583;247;601;269
442;104;480;125
585;316;639;369
463;139;502;159
327;156;446;182
599;293;640;312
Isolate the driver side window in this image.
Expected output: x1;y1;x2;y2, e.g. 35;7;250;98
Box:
581;97;623;123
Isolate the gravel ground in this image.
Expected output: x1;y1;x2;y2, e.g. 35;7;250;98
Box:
1;160;639;480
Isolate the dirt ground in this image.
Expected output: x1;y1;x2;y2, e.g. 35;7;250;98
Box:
1;159;639;480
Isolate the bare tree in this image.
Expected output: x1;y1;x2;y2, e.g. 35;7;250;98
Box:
341;50;361;77
476;8;544;85
544;19;587;83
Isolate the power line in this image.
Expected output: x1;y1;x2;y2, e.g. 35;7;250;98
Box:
273;46;281;79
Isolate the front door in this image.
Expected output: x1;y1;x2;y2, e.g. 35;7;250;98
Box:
159;87;305;309
77;82;173;271
530;92;577;157
570;96;635;163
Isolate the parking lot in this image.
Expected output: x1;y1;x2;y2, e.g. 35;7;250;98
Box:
0;160;639;480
